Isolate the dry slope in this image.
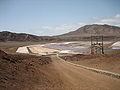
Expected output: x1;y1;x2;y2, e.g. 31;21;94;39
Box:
0;50;120;90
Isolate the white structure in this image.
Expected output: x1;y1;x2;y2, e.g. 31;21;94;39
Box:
16;46;29;53
112;41;120;49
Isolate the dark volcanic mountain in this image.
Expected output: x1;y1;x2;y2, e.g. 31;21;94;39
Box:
0;31;54;42
0;24;120;42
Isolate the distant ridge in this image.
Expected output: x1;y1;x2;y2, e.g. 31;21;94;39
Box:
56;24;120;41
61;24;120;37
0;31;54;42
0;24;120;42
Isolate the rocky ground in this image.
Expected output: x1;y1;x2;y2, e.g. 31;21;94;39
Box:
0;50;54;90
0;42;120;90
60;53;120;74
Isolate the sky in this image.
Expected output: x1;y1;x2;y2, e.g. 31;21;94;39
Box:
0;0;120;36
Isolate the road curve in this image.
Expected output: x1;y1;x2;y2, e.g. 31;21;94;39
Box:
50;55;120;90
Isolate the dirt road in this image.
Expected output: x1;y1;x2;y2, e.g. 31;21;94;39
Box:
0;50;120;90
50;55;120;90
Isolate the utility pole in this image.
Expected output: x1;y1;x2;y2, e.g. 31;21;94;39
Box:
91;36;93;54
101;35;104;54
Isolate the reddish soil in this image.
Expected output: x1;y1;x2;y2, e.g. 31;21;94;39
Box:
0;50;120;90
60;54;120;74
0;50;55;90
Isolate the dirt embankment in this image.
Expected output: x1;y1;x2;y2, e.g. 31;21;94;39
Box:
0;50;54;90
60;54;120;74
0;50;120;90
0;40;120;90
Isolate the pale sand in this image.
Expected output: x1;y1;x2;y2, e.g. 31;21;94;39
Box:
16;46;29;53
112;41;120;49
16;44;60;54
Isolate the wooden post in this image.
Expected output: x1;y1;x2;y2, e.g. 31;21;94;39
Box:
91;36;93;54
101;35;104;54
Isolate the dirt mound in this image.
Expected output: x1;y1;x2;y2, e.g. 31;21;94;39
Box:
0;50;7;58
0;50;16;63
60;54;97;61
0;50;53;90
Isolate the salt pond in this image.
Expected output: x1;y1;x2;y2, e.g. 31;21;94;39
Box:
43;41;91;54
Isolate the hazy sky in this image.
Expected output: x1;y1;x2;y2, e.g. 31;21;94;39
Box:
0;0;120;36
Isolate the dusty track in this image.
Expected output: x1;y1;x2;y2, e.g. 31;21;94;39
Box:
50;55;120;90
57;55;120;79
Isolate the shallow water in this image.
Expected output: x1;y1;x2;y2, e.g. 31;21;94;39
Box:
44;42;90;54
97;49;120;53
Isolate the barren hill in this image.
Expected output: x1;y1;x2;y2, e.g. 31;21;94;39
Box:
57;24;120;41
1;24;120;42
61;24;120;37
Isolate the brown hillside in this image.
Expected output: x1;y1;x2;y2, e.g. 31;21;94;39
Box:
62;24;120;37
1;24;120;41
56;24;120;41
